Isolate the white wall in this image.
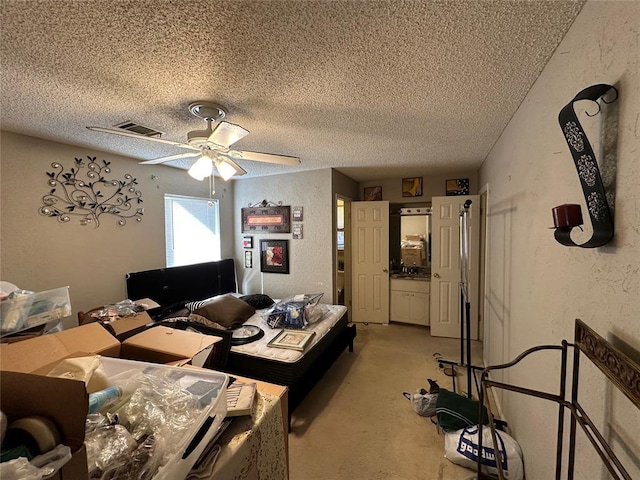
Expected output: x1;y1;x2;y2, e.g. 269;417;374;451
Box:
0;131;236;322
479;2;640;478
233;169;335;302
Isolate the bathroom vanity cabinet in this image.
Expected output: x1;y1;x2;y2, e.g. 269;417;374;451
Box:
389;278;430;326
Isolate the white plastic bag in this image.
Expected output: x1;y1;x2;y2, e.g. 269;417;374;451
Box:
403;390;438;417
444;425;524;480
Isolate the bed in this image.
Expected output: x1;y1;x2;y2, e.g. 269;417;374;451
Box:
125;259;357;419
477;319;640;479
226;304;355;419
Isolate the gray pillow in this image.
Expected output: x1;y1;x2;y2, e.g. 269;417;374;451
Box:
193;294;255;329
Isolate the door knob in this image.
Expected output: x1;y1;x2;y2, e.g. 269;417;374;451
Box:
432;272;440;278
382;268;389;273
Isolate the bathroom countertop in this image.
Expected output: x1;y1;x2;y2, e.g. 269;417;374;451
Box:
390;273;430;281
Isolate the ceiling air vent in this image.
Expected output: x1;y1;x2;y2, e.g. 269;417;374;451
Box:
113;121;165;138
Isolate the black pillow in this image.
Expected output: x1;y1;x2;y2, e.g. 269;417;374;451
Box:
240;294;275;309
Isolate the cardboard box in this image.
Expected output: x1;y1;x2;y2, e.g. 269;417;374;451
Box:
0;358;228;479
105;311;154;341
0;325;228;479
0;322;120;374
0;321;222;374
78;310;154;341
121;325;222;367
0;371;89;480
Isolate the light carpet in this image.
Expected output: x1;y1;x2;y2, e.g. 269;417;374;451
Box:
288;321;483;480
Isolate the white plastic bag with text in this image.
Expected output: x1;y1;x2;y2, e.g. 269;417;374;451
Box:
444;425;523;480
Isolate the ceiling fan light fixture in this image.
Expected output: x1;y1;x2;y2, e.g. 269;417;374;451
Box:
215;158;239;181
188;156;213;180
209;122;249;148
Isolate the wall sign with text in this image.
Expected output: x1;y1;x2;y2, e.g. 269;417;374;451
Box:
241;206;291;233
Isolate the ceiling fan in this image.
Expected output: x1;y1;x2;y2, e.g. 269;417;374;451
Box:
87;101;300;181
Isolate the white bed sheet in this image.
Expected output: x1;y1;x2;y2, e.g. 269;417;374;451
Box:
230;304;347;363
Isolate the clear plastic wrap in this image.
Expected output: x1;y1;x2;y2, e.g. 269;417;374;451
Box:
84;368;214;479
86;424;137;478
90;300;144;322
118;370;203;443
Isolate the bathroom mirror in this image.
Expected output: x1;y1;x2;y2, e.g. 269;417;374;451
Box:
389;203;431;272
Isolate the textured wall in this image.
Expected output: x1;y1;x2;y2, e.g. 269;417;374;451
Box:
479;1;640;478
0;131;236;322
233;169;334;301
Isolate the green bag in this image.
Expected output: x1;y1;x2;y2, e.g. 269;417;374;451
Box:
435;388;489;431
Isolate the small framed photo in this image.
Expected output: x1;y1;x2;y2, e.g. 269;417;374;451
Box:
402;177;423;197
292;206;304;221
242;235;253;249
260;239;289;274
292;224;303;239
268;329;316;351
244;250;253;268
364;186;382;201
446;178;470;196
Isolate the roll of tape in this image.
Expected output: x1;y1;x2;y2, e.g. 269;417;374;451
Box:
7;416;61;454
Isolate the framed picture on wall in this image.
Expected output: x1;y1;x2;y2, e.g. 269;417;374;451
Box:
402;177;423;197
242;206;291;233
363;186;382;201
260;239;289;274
446;178;470;196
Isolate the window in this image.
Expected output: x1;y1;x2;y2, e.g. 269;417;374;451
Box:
164;194;221;267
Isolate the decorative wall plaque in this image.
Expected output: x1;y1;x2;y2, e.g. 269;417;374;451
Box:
241;206;291;233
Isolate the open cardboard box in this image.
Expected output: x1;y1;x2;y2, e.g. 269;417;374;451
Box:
77;310;155;341
0;322;223;374
0;371;90;480
0;322;225;479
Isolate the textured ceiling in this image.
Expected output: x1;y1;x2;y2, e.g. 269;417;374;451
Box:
1;0;585;181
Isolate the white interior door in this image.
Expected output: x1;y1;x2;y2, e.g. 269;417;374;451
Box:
351;201;389;324
430;195;479;338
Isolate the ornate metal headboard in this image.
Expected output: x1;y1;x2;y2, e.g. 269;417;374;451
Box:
478;319;640;479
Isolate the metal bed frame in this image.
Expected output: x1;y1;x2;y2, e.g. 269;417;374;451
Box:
476;319;640;479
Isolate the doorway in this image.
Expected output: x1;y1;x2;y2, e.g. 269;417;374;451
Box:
335;196;348;307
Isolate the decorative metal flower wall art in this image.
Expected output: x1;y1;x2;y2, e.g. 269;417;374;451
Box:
39;156;144;227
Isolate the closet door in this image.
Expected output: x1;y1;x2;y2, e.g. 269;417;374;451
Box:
430;195;479;338
351;201;389;324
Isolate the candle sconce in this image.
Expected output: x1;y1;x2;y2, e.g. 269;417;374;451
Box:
552;84;618;248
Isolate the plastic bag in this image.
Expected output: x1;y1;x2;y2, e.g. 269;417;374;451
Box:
403;379;440;417
0;445;72;480
444;425;524;480
403;390;438;417
263;293;323;329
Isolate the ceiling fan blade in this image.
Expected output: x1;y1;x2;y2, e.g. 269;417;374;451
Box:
139;151;201;165
218;157;247;177
227;150;300;165
207;121;249;148
87;126;199;151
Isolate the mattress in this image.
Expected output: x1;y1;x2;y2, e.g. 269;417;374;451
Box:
226;304;352;391
231;304;347;363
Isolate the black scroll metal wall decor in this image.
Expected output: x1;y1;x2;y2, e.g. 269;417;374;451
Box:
552;84;618;248
39;156;144;227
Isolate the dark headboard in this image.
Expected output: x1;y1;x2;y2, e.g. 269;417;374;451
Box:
125;259;237;318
